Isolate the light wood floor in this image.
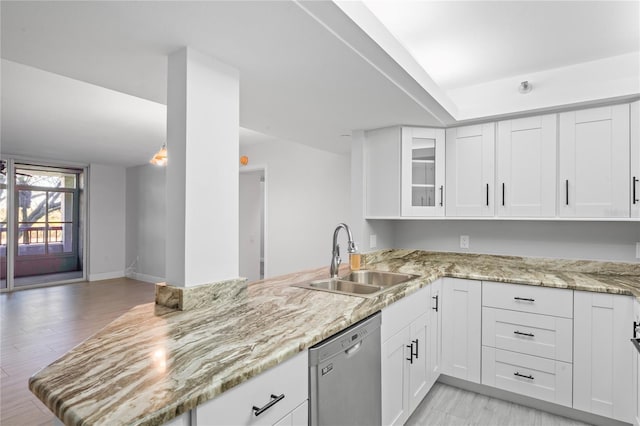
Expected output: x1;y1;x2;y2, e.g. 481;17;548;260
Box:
0;278;155;425
407;382;591;426
2;280;592;426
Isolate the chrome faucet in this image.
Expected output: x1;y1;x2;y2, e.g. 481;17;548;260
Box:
330;223;357;278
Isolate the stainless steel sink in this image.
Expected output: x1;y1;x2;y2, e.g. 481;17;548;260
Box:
340;270;419;287
292;270;418;298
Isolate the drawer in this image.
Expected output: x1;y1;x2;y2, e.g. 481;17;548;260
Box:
482;307;573;362
382;283;430;342
483;281;573;318
196;351;308;426
482;347;572;407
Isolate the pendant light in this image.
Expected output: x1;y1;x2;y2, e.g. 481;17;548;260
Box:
150;144;167;166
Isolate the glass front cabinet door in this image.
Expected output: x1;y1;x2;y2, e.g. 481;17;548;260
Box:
401;127;446;217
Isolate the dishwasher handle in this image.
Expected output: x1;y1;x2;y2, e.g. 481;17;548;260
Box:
345;341;362;356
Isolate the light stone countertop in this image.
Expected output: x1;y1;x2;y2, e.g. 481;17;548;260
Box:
29;250;640;425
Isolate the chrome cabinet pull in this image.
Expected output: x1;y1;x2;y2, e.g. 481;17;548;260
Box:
565;179;569;206
514;330;534;337
514;297;535;302
514;372;534;380
502;183;505;206
253;394;285;416
439;185;444;207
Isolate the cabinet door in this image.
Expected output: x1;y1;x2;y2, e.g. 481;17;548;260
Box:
365;127;402;218
446;123;495;216
497;115;557;217
441;278;481;383
631;101;640;218
429;279;442;386
408;312;431;413
573;291;634;423
559;104;630;217
272;400;308;426
401;127;446;217
634;299;640;426
382;328;411;426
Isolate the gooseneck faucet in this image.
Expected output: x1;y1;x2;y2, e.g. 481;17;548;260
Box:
330;223;357;278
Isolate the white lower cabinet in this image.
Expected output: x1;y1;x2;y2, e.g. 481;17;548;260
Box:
381;281;441;426
573;290;635;423
441;278;481;383
195;351;308;426
482;347;572;407
634;298;640;426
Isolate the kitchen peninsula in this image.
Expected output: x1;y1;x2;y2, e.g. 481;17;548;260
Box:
30;250;640;425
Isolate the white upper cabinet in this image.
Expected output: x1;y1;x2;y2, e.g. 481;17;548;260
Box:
559;104;630;217
365;127;402;218
445;123;495;217
631;101;639;218
497;115;557;217
401;127;446;217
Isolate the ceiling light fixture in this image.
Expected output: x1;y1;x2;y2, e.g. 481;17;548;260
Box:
150;143;167;166
518;81;533;94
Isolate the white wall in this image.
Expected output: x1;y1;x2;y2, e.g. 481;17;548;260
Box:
241;139;351;278
125;164;166;282
88;163;126;280
239;170;263;282
392;220;640;263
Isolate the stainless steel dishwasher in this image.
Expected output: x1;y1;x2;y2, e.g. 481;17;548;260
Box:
309;312;381;426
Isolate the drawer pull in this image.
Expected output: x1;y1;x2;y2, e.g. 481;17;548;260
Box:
514;330;534;337
514;372;534;380
406;343;414;364
252;394;285;416
514;297;535;302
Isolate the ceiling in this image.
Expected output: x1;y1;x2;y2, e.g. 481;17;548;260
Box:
1;1;639;167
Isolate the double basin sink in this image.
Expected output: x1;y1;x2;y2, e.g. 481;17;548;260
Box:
293;270;419;298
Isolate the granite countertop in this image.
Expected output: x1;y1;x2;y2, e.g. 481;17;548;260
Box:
29;250;640;426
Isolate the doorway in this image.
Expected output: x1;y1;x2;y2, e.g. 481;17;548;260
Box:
239;168;266;282
0;159;86;291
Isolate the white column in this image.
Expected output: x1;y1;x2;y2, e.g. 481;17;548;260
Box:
166;47;239;288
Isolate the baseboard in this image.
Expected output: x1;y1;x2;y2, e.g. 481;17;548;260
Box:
88;271;125;281
438;375;631;426
129;272;165;284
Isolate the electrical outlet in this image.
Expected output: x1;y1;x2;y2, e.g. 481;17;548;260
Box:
370;234;377;249
460;235;470;249
636;242;640;259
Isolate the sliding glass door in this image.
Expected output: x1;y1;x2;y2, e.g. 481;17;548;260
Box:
0;160;85;290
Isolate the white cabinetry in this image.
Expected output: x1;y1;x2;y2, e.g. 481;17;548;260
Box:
573;290;634;423
497;115;557;217
445;123;495;217
196;351;308;426
481;282;573;407
631;101;640;218
401;127;446;217
633;298;640;426
365;127;402;218
381;281;441;426
441;278;481;383
428;278;442;389
559;104;630;217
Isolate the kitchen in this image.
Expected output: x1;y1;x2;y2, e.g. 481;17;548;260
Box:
1;1;640;425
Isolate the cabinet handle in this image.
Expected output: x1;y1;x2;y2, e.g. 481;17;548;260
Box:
514;330;535;337
514;372;534;380
413;339;419;359
633;177;639;204
432;295;439;312
406;343;414;364
634;321;640;339
514;297;535;302
501;183;505;206
439;185;444;207
486;183;489;206
565;179;569;206
253;394;285;416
